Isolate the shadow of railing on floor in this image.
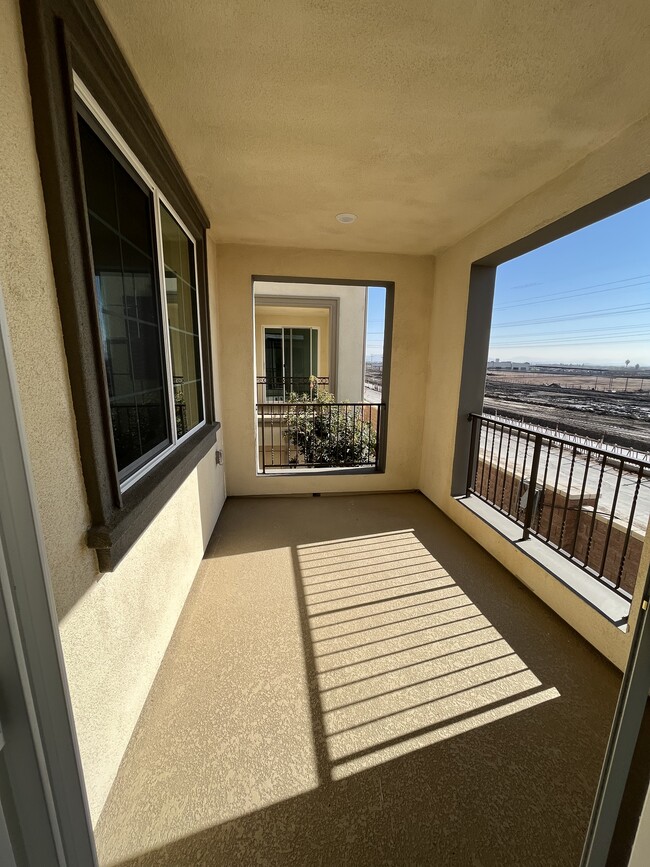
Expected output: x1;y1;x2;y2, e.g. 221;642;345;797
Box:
291;529;560;782
103;496;625;867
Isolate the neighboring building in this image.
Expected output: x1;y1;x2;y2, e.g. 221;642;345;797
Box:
487;360;532;371
254;281;367;403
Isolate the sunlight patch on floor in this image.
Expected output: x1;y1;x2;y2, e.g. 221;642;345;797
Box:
296;530;560;781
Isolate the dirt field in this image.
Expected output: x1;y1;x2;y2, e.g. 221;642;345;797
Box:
488;370;650;392
485;373;650;452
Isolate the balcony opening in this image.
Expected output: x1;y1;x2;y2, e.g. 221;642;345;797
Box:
455;190;650;624
252;279;391;474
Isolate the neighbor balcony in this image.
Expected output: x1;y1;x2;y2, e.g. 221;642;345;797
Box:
256;375;386;474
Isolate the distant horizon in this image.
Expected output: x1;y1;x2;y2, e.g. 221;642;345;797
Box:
488;358;650;370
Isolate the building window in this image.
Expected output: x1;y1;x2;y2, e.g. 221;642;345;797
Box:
264;327;319;399
76;95;205;491
20;1;217;571
253;280;393;474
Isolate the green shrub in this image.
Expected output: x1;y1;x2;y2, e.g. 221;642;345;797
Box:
284;390;377;466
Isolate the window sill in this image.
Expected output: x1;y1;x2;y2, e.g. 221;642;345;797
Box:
87;422;220;572
456;494;631;628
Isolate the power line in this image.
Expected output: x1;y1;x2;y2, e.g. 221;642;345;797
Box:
492;302;650;329
492;329;650;344
491;326;650;343
494;273;650;310
495;279;650;311
490;336;650;348
491;325;650;341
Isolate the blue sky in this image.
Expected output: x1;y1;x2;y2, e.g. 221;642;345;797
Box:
490;198;650;366
365;285;386;362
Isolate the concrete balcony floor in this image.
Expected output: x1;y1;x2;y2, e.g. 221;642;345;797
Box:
94;492;626;866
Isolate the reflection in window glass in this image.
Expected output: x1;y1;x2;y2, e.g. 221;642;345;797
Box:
160;204;204;437
78;115;170;477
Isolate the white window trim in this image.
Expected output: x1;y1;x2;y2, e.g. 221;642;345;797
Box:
73;74;207;493
262;325;320;401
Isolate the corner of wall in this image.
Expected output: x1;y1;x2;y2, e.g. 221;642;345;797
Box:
416;116;650;670
418;254;439;492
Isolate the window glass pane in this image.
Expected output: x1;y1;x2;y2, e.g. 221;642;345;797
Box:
264;329;283;397
284;330;291;384
115;161;153;254
79;119;117;226
290;328;311;386
311;329;318;376
160;204;204;437
78;115;170;478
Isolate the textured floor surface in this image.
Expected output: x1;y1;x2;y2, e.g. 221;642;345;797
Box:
94;493;626;866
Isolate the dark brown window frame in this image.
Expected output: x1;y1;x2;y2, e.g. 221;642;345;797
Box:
20;0;219;571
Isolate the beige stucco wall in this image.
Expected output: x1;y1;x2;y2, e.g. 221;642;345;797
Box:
255;307;330;383
419;110;650;672
1;0;226;824
254;281;368;402
216;245;434;495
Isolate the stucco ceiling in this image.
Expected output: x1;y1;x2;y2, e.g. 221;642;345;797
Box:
97;1;650;255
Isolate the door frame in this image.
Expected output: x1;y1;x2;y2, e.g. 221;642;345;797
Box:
0;291;97;865
255;295;339;400
581;561;650;866
263;325;321;400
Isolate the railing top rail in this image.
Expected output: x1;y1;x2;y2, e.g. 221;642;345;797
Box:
256;375;330;382
469;412;650;470
258;402;384;409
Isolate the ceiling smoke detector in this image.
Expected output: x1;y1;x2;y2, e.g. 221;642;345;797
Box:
336;213;358;224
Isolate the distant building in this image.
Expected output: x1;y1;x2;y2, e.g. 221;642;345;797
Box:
487;360;531;371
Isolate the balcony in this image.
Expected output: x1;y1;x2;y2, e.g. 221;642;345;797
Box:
464;414;650;624
93;492;636;866
7;1;650;863
256;376;386;473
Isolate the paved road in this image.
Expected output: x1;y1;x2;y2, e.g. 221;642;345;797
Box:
364;384;382;404
478;426;650;535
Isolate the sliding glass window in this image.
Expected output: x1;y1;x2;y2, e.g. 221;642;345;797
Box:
78;116;170;480
264;327;318;399
160;204;204;438
76;97;205;490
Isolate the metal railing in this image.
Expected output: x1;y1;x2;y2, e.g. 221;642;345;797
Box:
480;411;650;465
256;375;330;403
466;413;650;598
258;402;383;471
